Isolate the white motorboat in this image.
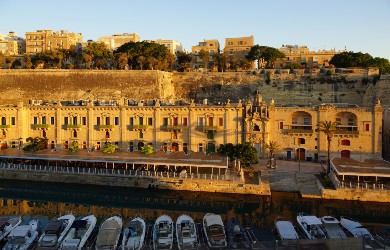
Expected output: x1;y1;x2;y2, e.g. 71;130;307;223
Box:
225;218;251;249
320;216;348;239
0;216;22;241
121;217;146;250
37;214;75;249
176;214;197;250
95;215;122;250
296;213;326;240
274;218;299;241
340;216;374;241
3;219;41;250
153;215;173;250
60;215;97;250
202;213;227;248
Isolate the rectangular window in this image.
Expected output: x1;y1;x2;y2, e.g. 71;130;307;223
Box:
105;117;110;125
1;117;5;125
73;117;77;125
365;123;370;131
139;131;143;139
183;118;188;126
129;117;134;125
279;121;284;130
303;117;310;125
139;117;143;125
336;118;341;125
115;117;119;125
11;117;15;125
82;117;86;125
96;117;100;125
218;118;223;127
148;117;153;126
50;117;55;125
292;117;297;124
163;117;168;126
198;143;203;152
348;118;354;126
64;117;68;125
34;117;38;124
198;117;204;126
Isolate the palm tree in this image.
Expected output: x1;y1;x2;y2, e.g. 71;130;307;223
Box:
317;120;338;173
265;141;279;168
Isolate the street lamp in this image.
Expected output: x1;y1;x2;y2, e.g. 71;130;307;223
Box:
298;142;301;171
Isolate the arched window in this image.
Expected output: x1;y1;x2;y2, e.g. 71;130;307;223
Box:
105;131;110;139
73;130;78;138
253;125;260;131
42;130;46;137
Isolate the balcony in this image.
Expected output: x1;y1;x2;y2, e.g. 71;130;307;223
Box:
129;125;149;131
287;125;313;134
335;130;359;135
199;125;219;132
97;125;114;130
163;125;186;131
32;124;50;130
64;124;82;130
0;125;11;129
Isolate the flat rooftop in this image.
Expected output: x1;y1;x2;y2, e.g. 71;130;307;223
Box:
0;149;228;168
331;158;390;177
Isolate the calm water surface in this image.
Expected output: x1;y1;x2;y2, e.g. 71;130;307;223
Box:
0;179;389;241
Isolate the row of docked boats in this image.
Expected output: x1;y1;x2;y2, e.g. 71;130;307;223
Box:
275;213;375;243
0;213;256;250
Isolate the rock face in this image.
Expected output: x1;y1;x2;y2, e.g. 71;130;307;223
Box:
0;69;388;108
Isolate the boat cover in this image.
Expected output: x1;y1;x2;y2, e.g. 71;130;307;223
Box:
275;221;299;240
71;220;87;229
300;216;322;225
96;220;121;247
0;218;9;229
8;225;31;237
45;221;63;233
204;214;223;226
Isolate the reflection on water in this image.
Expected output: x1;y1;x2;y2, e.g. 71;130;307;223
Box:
0;179;389;239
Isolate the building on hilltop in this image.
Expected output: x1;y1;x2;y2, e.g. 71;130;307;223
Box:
0;32;25;55
155;39;183;55
97;33;140;51
25;30;83;55
224;36;254;69
192;39;220;70
275;44;347;68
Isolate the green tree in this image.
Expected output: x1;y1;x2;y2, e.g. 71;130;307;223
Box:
176;51;192;72
247;45;285;68
328;51;389;71
23;137;48;152
198;49;210;70
218;143;258;167
25;56;33;69
11;59;21;69
102;142;118;154
265;141;279;168
317;120;338;173
67;141;80;152
141;145;154;154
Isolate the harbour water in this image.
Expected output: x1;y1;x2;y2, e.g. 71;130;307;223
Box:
0;179;389;246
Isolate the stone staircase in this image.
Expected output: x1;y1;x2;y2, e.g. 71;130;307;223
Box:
269;171;299;192
296;173;322;197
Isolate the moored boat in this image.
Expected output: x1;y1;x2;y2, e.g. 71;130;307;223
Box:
37;213;75;250
3;219;41;250
153;215;173;250
226;218;251;249
95;215;122;250
175;214;197;250
121;217;146;250
274;217;299;241
340;216;374;241
60;214;97;250
296;213;326;240
202;213;227;248
320;216;348;239
0;216;22;242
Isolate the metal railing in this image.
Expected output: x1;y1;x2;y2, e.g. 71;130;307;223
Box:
329;172;389;191
0;162;244;183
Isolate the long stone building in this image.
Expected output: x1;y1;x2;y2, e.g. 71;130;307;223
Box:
0;93;382;161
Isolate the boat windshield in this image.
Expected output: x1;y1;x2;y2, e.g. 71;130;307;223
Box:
9;237;26;244
210;225;224;236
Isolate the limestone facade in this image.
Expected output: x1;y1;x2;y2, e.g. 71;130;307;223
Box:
0;101;244;154
0;32;25;55
245;93;382;161
155;39;183;55
192;39;220;69
97;33;140;51
25;30;83;55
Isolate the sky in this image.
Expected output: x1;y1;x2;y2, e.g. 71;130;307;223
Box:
1;0;389;59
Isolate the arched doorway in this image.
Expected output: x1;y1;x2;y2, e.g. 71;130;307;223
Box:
207;143;216;154
172;142;179;152
341;150;350;158
183;143;188;154
0;141;7;150
296;148;305;160
138;142;144;150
